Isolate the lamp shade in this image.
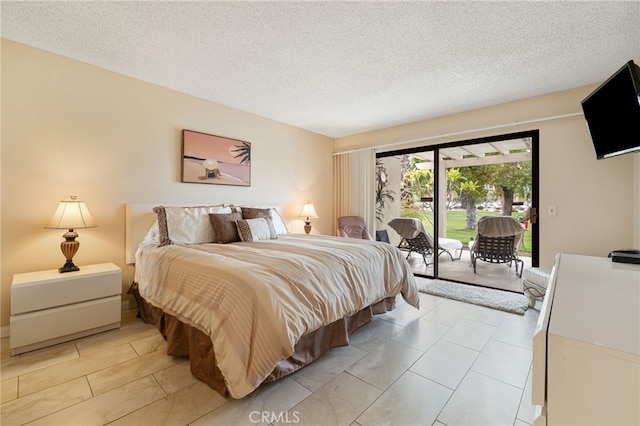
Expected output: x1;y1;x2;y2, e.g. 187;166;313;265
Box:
299;202;319;219
45;199;97;230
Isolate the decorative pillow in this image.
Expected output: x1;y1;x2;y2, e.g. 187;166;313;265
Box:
153;207;170;246
236;218;277;242
241;207;272;220
209;212;242;243
233;205;288;235
153;205;230;246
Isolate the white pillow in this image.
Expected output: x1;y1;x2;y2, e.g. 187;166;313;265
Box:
236;218;277;242
135;221;160;260
141;221;160;245
269;208;289;235
229;205;289;235
154;205;231;245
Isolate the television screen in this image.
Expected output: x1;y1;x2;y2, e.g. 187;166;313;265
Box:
581;60;640;159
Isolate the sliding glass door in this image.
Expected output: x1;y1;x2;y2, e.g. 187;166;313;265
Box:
376;131;539;292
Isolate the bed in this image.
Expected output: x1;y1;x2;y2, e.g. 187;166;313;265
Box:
125;203;419;398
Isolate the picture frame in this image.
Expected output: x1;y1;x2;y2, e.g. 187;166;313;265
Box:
181;129;251;186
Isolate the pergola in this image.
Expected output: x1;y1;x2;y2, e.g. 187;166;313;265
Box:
406;136;532;237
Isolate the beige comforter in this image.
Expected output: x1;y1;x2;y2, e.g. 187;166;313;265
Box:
135;234;419;398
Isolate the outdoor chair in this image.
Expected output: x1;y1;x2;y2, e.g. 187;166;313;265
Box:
388;217;463;267
402;230;435;267
337;216;373;240
470;216;525;277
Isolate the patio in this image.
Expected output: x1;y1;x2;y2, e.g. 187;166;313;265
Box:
404;248;532;293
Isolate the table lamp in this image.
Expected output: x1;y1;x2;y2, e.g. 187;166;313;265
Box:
299;202;319;234
45;196;97;273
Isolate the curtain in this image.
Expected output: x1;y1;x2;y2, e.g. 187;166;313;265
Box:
333;149;375;236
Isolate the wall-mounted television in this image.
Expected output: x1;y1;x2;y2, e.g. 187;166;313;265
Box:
581;60;640;159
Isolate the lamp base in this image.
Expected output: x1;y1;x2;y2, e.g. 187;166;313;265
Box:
59;261;80;273
304;221;312;234
59;230;80;273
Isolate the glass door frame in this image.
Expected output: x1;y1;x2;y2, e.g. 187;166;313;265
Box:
376;129;539;281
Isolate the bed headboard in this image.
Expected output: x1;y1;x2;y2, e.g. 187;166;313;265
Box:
125;203;160;264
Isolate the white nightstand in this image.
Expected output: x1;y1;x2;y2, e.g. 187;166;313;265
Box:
10;262;122;355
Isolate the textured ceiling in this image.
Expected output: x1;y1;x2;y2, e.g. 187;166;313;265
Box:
2;1;639;138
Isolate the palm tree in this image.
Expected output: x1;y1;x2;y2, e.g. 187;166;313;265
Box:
458;180;484;229
446;168;465;209
376;159;395;224
230;142;251;165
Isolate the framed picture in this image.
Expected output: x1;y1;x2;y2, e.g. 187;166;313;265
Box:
182;129;251;186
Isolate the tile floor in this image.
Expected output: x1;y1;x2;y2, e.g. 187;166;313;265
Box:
1;278;541;426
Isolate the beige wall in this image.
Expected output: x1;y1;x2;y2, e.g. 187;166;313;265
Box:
0;40;334;328
3;39;638;329
336;87;638;269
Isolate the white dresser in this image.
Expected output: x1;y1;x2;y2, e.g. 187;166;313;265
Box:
10;263;122;355
533;254;640;425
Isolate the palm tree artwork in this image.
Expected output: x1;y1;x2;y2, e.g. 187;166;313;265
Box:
230;142;251;165
182;129;251;186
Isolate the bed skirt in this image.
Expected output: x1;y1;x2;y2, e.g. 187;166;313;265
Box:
128;282;396;397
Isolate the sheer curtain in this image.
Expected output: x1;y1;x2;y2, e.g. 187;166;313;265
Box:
333;149;375;236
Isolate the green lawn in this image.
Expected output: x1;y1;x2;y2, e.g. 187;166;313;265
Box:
400;208;532;255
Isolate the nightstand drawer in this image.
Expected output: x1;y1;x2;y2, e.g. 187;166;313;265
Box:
11;263;121;315
10;295;121;351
